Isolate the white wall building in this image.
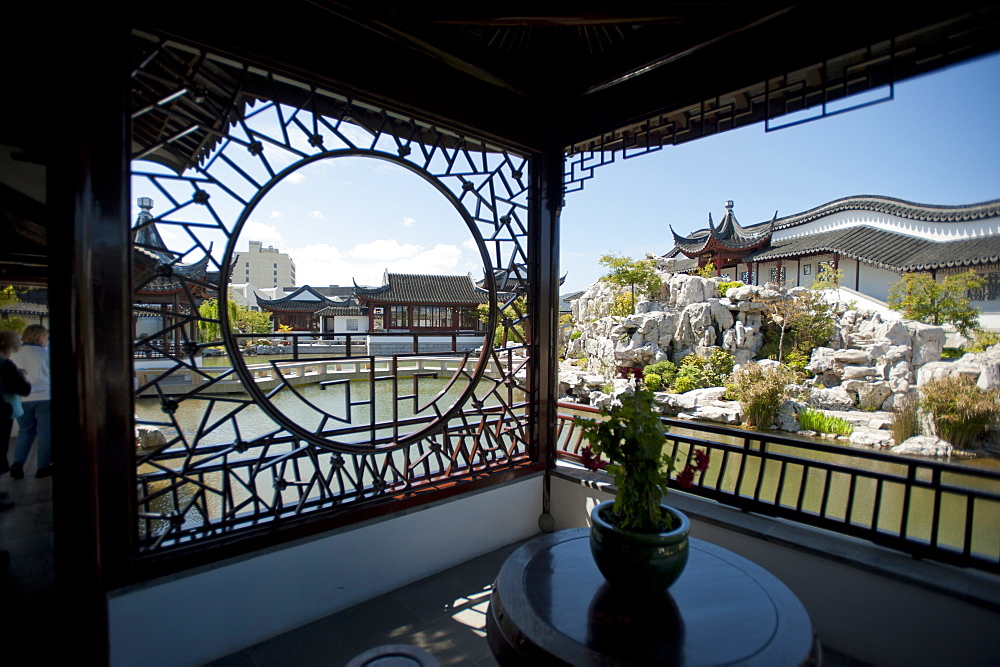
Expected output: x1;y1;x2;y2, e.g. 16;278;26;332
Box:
233;240;296;289
669;196;1000;330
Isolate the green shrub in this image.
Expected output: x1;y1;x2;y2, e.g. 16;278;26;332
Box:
727;363;800;428
797;408;854;436
941;347;963;359
669;350;735;393
968;330;1000;353
717;280;744;298
705;349;735;382
644;360;678;389
569;331;582;340
610;293;635;317
783;349;812;374
920;375;1000;449
602;383;615;394
643;372;663;392
889;394;921;444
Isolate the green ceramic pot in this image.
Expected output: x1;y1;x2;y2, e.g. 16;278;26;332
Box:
589;500;691;596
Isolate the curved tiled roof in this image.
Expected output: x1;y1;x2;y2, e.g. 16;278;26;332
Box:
770;195;1000;231
315;305;367;317
744;226;1000;272
256;286;337;311
355;273;489;305
671;202;774;257
132;206;210;293
0;301;48;316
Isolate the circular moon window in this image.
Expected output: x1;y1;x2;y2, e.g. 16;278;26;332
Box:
221;153;496;452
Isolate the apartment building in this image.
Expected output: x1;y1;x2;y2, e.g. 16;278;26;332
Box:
233;240;296;288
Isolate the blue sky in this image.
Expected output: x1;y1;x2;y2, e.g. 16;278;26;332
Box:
560;51;1000;292
135;52;1000;294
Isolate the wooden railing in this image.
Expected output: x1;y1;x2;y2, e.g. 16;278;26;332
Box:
557;402;1000;574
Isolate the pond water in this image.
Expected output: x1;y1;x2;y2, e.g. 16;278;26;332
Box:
135;377;999;559
557;406;1000;560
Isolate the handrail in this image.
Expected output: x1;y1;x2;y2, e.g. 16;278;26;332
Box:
557;401;1000;573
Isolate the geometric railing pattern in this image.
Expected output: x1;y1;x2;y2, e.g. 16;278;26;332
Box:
558;403;1000;574
130;32;532;554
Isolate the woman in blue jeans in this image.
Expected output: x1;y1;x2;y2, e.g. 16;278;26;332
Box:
10;325;50;479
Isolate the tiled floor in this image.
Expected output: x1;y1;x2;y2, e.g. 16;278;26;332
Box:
210;539;533;666
0;452;55;652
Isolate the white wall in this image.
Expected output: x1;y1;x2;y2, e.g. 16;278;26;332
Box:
108;474;543;666
324;316;369;334
856;263;899;302
772;210;1000;243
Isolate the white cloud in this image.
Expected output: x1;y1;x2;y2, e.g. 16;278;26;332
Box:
309;210;326;219
285;171;306;185
287;240;465;287
392;244;462;274
348;239;424;261
269;210;283;219
402;217;416;227
462;238;479;251
240;219;285;247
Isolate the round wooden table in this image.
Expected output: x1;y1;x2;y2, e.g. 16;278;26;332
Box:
487;528;816;665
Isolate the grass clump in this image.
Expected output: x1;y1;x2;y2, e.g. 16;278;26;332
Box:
919;375;1000;449
717;280;744;298
797;408;853;436
569;331;582;341
889;394;921;444
727;363;800;429
968;329;1000;353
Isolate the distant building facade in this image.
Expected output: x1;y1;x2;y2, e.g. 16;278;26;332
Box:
233;240;296;289
668;196;1000;329
354;272;489;333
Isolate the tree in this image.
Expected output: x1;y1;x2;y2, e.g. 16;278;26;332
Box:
198;298;239;343
197;298;272;342
0;286;25;334
693;261;716;278
762;287;837;364
810;264;843;290
234;307;273;335
478;295;527;349
598;254;663;316
888;270;985;338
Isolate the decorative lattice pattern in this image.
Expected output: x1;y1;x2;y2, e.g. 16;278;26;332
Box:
131;33;532;553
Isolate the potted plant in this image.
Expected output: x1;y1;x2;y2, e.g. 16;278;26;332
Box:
576;386;709;596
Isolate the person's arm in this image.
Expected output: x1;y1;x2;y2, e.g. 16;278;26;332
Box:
0;360;31;396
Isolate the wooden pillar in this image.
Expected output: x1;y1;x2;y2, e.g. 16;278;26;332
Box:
48;16;132;662
527;146;562;531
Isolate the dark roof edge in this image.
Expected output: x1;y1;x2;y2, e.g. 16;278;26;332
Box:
770;195;1000;231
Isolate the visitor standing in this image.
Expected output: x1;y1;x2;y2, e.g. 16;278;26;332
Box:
0;331;30;498
10;325;50;479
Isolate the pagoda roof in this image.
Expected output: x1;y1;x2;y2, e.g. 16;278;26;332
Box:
132;205;210;294
671;201;774;258
355;272;490;305
255;285;339;312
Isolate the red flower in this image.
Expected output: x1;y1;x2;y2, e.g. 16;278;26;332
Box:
581;445;607;471
675;448;710;488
